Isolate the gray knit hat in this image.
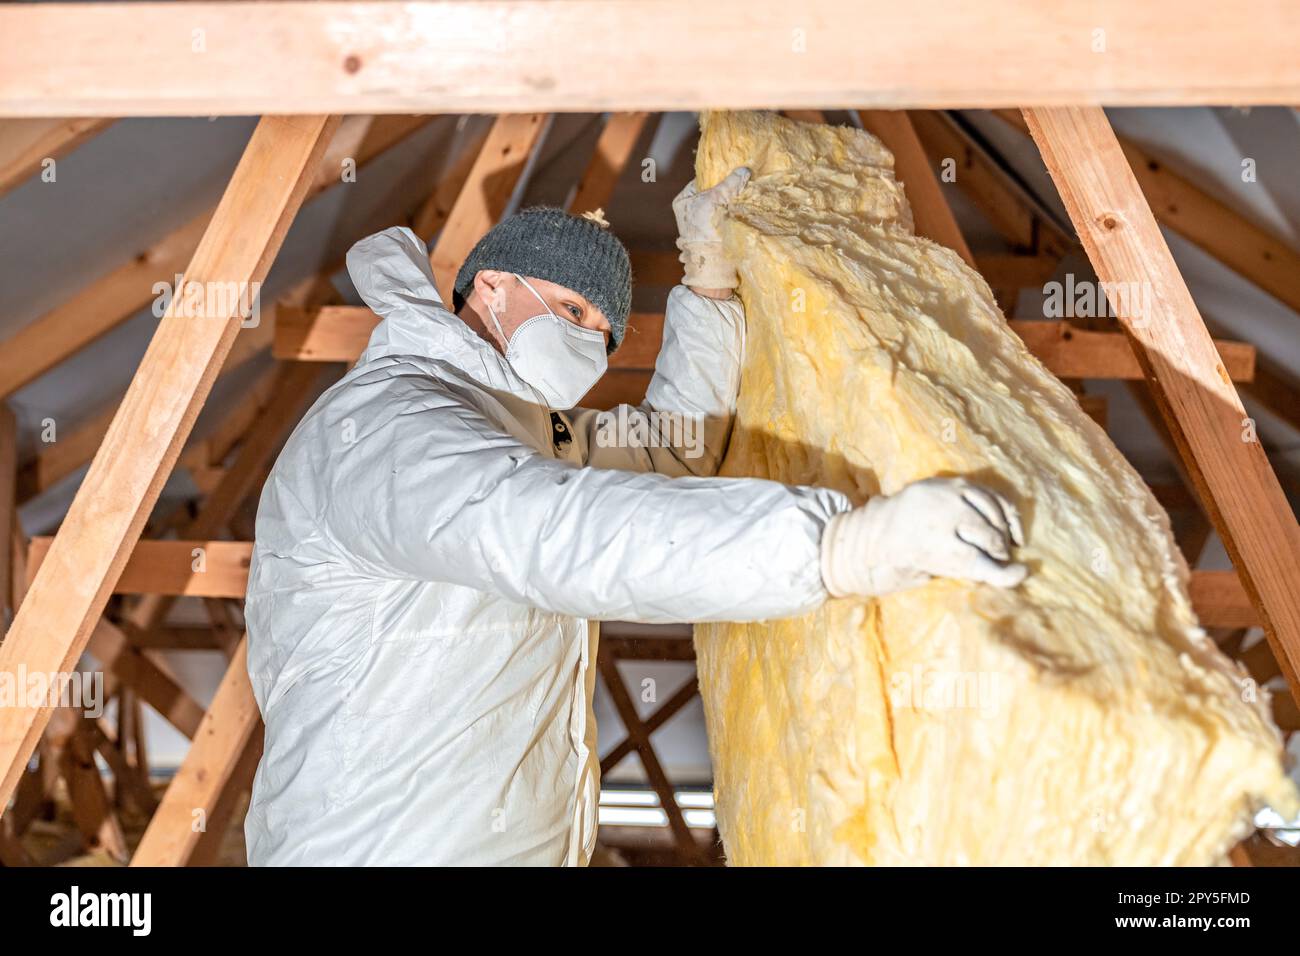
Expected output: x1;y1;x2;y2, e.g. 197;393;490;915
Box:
453;206;632;354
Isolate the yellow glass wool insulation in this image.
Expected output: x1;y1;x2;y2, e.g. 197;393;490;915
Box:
691;110;1298;866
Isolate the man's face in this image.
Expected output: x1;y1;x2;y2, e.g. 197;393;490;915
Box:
472;270;611;351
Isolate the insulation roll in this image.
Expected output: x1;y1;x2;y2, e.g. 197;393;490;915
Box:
692;110;1297;865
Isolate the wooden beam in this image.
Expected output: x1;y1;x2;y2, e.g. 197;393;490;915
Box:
130;637;261;866
911;111;1073;259
28;538;251;598
596;652;702;861
119;362;326;642
1190;571;1262;629
59;718;128;861
0;117;112;199
0;114;428;400
428;112;549;300
568;113;651;215
857;110;976;267
1238;352;1300;435
410;123;493;240
187;733;262;866
176;365;282;494
633;248;1063;299
274;304;1256;382
0;114;338;810
86;619;205;738
5;3;1300;116
15;330;278;503
994;107;1300;319
1024;106;1300;701
1009;321;1254;382
975;254;1059;292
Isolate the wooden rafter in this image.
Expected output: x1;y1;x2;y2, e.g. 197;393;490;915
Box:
272;304;1257;384
993;108;1300;318
113;111;561;863
410;123;493;240
131;637;260;866
911;110;1073;260
4;3;1300;116
856;110;976;267
568;113;652;215
597;651;706;863
0;114;339;809
428;112;550;299
988;108;1300;433
1024;106;1300;702
0;114;429;400
0;117;112;199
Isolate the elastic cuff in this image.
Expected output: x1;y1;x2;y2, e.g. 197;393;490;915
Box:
819;510;853;598
676;239;739;290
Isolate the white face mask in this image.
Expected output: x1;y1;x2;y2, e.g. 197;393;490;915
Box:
486;274;608;409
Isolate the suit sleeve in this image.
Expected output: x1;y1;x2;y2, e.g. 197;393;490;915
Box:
319;376;850;624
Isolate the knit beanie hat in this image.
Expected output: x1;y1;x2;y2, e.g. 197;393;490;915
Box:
453;206;632;354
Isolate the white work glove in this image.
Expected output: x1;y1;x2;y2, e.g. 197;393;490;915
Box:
672;166;751;291
820;477;1028;599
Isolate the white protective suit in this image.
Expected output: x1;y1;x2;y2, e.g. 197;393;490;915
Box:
243;226;851;865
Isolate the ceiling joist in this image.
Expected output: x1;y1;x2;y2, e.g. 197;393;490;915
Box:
2;3;1300;117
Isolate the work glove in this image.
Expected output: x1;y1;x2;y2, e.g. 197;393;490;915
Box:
820;477;1028;599
672;166;751;291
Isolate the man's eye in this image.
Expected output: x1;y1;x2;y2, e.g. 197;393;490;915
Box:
566;304;583;320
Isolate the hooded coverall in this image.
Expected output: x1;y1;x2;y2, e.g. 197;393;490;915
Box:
244;226;851;865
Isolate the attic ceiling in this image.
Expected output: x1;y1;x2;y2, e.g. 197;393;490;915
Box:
3;107;1298;772
7;109;1299;529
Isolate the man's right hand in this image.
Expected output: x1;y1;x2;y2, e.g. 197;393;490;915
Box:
820;477;1028;599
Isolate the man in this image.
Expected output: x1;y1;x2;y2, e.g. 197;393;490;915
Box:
244;168;1026;865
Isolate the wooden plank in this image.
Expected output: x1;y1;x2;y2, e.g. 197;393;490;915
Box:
410;123;492;239
1239;356;1300;435
428;112;549;300
976;254;1060;293
1191;571;1262;629
16;333;277;503
1008;321;1254;382
1024;106;1300;701
1116;137;1300;318
857;110;976;267
596;652;702;861
643;248;1059;302
60;719;129;861
15;402;115;503
0;117;112;199
1078;394;1107;429
187;733;262;866
910;110;1073;259
177;365;281;480
121;362;326;637
993;104;1300;319
130;637;261;866
568;112;651;215
5;3;1300;116
28;538;251;598
86;618;206;738
0;114;428;400
0;115;338;809
273;305;1255;382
